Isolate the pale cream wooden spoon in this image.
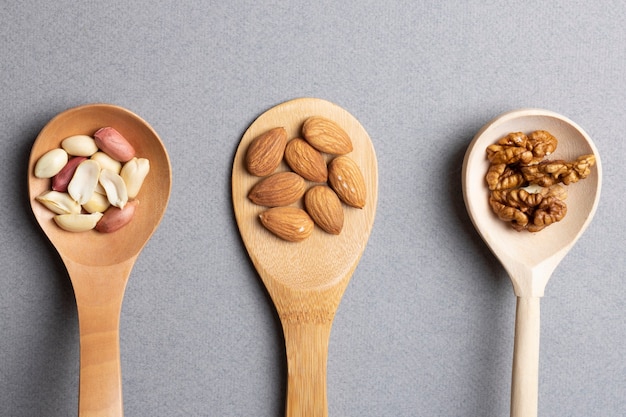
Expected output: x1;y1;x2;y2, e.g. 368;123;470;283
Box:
232;98;378;417
28;104;172;417
462;109;602;417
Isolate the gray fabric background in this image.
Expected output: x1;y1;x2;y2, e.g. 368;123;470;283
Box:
1;1;624;416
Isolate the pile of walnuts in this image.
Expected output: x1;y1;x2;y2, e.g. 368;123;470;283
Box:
485;130;595;232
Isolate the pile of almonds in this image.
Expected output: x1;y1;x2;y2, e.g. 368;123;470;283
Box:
245;116;366;242
34;127;149;233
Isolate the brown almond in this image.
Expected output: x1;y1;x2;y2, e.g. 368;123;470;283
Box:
302;116;353;155
304;185;344;234
248;171;306;207
95;200;138;233
328;156;366;208
245;127;288;176
284;138;328;183
259;206;314;242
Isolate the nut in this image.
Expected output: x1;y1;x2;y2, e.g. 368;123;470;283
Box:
96;200;138;233
304;185;344;234
302;116;353;155
484;130;595;232
34;148;68;178
328;156;366;208
53;212;103;232
61;134;98;157
68;159;100;205
259;206;314;242
248;171;306;207
52;156;87;192
120;157;150;199
99;169;128;209
245;127;288;177
36;190;81;215
91;151;122;174
82;191;111;214
284;138;328;183
94;127;136;162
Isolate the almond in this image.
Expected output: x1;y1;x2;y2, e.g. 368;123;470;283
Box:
245;127;288;176
284;138;328;183
302;116;353;155
304;185;344;234
328;156;366;208
248;171;306;207
259;206;314;242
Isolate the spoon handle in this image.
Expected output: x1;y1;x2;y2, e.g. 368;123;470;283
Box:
63;258;135;417
282;320;333;417
511;296;541;417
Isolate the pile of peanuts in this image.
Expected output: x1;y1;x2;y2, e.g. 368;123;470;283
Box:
34;127;149;233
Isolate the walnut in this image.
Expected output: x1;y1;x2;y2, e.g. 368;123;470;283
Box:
527;130;558;161
486;163;527;190
486;132;534;165
486;130;559;166
489;186;567;232
484;129;593;232
521;154;596;186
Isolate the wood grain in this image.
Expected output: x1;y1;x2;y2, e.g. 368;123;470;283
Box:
232;98;378;417
462;108;602;417
28;104;172;417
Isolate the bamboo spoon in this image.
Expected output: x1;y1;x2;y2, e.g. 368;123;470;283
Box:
232;98;378;417
462;109;602;417
28;104;172;417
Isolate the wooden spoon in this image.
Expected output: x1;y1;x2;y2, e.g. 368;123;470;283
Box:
462;108;602;417
232;98;378;417
28;104;172;417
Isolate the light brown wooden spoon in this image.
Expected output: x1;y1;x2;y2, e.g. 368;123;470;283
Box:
462;108;602;417
232;98;378;417
28;104;172;417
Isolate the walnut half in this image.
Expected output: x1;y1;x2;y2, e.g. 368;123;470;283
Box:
489;186;568;232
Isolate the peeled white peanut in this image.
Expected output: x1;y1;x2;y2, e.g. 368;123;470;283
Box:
68;159;100;205
61;135;98;157
36;190;81;215
99;169;128;209
82;191;111;214
34;148;68;178
91;151;122;174
120;157;150;199
94;127;136;162
54;213;103;232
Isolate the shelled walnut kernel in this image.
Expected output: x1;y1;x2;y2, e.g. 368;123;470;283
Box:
485;130;595;232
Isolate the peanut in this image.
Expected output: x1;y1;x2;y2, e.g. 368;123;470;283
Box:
96;200;138;233
94;127;136;162
91;151;122;174
68;159;100;205
52;156;87;192
120;157;150;199
34;148;68;178
99;169;128;209
53;212;103;232
36;190;81;215
61;135;98;157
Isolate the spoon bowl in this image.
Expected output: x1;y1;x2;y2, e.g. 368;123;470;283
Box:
232;98;377;417
462;108;601;417
28;104;172;417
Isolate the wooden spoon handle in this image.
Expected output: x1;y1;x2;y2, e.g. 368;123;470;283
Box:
511;296;541;417
63;258;135;417
282;321;333;417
